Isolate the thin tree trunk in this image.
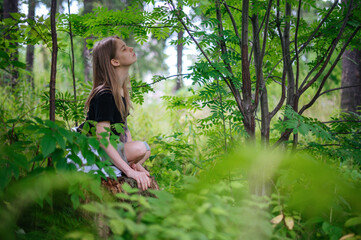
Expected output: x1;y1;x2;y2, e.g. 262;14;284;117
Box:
251;14;270;143
284;1;296;147
3;0;19;89
175;30;183;92
48;0;57;167
50;0;57;122
82;0;94;82
284;1;295;109
26;0;35;89
67;0;77;126
241;0;255;138
341;49;361;113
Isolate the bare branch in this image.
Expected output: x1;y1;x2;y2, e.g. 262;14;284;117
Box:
223;2;242;50
216;0;234;78
269;70;286;118
294;0;302;92
298;0;354;96
168;0;246;115
226;4;242;13
322;120;361;124
298;45;332;91
319;84;361;97
291;0;339;62
249;0;272;64
269;0;287;119
134;74;190;88
261;0;273;60
299;25;361;115
68;0;77;126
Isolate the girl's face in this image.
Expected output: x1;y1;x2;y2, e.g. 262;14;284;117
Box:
112;39;137;67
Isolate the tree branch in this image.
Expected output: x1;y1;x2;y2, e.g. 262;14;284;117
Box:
319;84;361;97
294;0;302;92
291;0;339;63
299;25;361;115
68;0;77;126
223;2;242;51
322;120;361;124
298;0;354;96
133;74;190;88
168;0;246;116
269;70;286;118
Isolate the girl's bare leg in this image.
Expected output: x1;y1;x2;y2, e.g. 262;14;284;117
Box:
124;141;150;166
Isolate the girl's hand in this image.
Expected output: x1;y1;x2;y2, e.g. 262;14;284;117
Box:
126;169;150;191
131;163;150;177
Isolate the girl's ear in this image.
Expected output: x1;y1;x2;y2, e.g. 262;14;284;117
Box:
111;59;120;67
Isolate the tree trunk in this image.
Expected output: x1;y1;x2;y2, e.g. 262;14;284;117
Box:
48;0;57;167
241;0;255;138
284;1;295;109
340;49;361;113
174;30;183;92
50;0;57;122
26;0;35;89
251;14;270;143
3;0;19;89
82;0;94;82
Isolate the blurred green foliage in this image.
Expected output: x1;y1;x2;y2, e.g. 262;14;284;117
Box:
1;0;361;239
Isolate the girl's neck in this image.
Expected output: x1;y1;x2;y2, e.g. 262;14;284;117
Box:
115;66;129;97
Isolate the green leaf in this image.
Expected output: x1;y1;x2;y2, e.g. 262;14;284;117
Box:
345;217;361;227
113;123;125;134
0;168;12;190
41;135;56;157
298;123;310;135
109;219;125;235
71;194;80;209
0;50;10;60
82;203;99;213
122;183;139;193
55;134;66;149
11;60;27;69
88;137;100;150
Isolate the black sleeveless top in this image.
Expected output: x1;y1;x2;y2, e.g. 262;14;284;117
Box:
79;91;128;142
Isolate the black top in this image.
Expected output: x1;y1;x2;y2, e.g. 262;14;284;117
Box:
80;91;128;142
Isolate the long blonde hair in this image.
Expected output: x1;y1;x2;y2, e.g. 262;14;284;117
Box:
85;36;132;121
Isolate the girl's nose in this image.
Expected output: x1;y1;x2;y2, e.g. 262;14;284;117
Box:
129;47;133;52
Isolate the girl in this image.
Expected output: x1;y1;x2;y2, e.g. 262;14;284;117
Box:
82;36;151;191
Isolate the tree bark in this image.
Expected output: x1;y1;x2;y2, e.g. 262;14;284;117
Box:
26;0;35;89
241;0;255;138
251;14;270;143
82;0;94;82
284;1;295;110
3;0;19;89
50;0;57;122
67;0;77;126
174;29;183;92
48;0;57;167
341;49;361;113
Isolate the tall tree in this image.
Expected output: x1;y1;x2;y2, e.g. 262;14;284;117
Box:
50;0;57;122
48;0;58;167
26;0;36;89
3;0;19;88
341;49;361;113
174;3;184;92
174;29;183;92
82;0;95;82
161;0;361;145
